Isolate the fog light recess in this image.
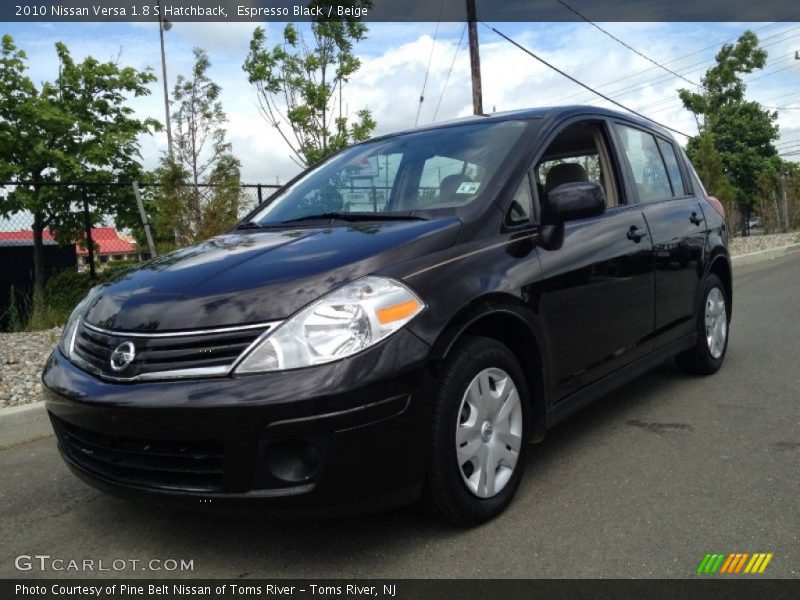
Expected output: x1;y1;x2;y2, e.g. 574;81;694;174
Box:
265;440;322;483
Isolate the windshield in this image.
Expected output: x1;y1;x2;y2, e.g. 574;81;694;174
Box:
249;120;529;225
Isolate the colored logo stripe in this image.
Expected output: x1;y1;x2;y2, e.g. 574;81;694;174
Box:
744;553;773;574
697;552;773;574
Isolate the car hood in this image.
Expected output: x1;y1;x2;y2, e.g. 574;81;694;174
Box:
84;218;461;331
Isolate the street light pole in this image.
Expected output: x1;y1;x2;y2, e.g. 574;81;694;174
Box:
157;0;173;160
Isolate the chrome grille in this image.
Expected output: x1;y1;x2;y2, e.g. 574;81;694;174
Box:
71;320;275;381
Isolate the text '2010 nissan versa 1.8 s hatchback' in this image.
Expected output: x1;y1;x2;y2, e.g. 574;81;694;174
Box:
43;106;731;526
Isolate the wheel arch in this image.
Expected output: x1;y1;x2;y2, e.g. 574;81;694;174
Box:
707;253;732;320
430;295;549;442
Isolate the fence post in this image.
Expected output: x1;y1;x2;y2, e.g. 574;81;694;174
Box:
132;181;158;258
81;186;96;279
257;184;263;205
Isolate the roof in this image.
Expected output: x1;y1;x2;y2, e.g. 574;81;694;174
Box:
0;230;56;242
374;105;674;141
0;227;136;254
0;230;58;247
77;227;137;255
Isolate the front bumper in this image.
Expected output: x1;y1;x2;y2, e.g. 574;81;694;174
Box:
42;330;434;513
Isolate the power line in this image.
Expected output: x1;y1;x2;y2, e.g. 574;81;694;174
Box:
582;37;800;111
747;60;800;83
554;25;800;107
414;0;444;126
432;24;466;122
554;0;699;88
764;89;800;103
550;23;800;106
483;23;693;139
636;55;800;115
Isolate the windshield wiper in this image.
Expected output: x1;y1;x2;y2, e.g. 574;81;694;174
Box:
280;212;427;224
236;221;266;230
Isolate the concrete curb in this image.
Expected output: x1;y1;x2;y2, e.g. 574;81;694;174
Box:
732;242;800;268
0;401;51;448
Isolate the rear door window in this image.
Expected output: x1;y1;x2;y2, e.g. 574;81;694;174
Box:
615;125;673;203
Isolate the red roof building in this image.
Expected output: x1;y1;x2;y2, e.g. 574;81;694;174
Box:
74;227;137;256
0;230;57;243
0;227;139;269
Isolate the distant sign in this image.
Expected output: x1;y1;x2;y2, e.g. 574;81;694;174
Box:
346;158;378;179
343;190;373;205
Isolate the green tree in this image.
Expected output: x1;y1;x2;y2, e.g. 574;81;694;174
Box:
691;133;738;233
678;31;779;221
242;1;376;167
155;48;242;246
754;159;783;234
0;35;158;320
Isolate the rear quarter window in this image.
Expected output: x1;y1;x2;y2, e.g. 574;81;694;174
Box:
656;138;688;197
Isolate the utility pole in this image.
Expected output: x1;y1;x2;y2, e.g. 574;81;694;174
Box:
466;0;483;115
157;0;173;159
779;169;790;233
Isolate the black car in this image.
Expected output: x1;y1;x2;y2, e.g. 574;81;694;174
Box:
43;106;731;526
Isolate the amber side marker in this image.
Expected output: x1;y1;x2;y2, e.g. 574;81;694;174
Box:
376;299;421;324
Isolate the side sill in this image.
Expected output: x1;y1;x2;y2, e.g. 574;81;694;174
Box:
544;334;696;430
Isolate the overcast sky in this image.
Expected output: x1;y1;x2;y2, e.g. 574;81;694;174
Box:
3;20;800;185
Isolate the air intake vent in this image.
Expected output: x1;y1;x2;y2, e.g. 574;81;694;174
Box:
51;415;225;492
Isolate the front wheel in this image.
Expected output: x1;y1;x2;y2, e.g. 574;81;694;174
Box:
418;336;530;526
676;273;729;375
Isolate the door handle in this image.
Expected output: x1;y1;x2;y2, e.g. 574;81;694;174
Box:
690;212;703;225
627;225;648;242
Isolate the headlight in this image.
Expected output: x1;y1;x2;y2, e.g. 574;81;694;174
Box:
59;287;100;359
234;276;424;374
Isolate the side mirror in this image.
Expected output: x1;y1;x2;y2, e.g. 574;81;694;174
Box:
543;181;606;225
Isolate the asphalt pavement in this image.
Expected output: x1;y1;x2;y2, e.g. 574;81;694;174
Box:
1;253;798;579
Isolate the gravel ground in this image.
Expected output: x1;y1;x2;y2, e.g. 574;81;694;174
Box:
729;231;799;256
0;232;797;410
0;327;60;408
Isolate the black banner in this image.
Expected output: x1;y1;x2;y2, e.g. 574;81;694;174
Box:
4;579;800;600
3;0;800;23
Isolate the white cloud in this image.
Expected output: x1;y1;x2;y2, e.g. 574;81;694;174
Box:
6;20;800;181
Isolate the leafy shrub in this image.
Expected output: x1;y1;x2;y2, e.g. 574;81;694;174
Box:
24;261;140;331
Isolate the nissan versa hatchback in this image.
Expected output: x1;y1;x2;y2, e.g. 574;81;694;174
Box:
43;106;731;525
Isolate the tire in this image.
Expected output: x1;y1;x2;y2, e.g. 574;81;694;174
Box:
418;336;530;526
676;273;729;375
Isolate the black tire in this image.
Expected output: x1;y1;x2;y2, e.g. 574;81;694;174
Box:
418;336;530;526
676;273;729;375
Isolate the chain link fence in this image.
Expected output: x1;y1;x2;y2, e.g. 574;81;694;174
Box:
0;180;280;331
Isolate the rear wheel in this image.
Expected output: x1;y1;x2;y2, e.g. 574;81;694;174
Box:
676;273;729;375
419;336;530;526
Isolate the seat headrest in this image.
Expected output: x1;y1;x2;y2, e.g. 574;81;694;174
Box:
439;174;472;203
545;163;588;193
